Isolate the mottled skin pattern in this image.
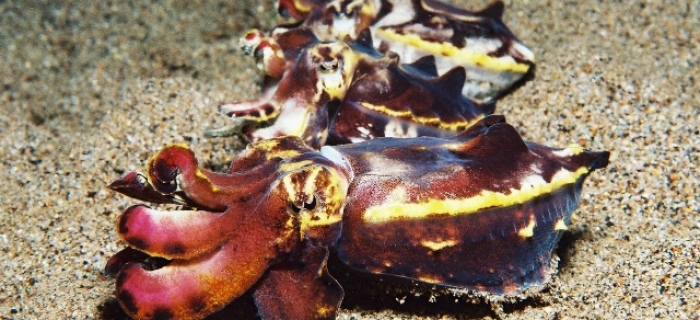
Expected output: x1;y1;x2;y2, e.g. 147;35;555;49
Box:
259;0;535;102
106;116;609;320
214;29;494;148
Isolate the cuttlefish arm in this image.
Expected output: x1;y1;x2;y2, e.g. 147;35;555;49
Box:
239;27;320;79
208;28;320;139
106;138;350;320
253;246;344;320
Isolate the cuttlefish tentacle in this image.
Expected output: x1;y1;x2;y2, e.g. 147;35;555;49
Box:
107;171;190;206
144;144;279;210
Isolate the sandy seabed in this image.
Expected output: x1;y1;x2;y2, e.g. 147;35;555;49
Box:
1;0;698;319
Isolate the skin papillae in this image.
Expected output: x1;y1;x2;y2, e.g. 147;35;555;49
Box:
261;0;535;102
106;116;609;320
212;28;495;149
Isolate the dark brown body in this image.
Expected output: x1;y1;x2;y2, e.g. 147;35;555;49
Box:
333;118;608;294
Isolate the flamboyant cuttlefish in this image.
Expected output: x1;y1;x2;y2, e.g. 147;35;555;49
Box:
210;0;534;147
253;0;535;102
106;116;609;320
209;28;495;148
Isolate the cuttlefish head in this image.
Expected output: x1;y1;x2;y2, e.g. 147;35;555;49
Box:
105;137;350;320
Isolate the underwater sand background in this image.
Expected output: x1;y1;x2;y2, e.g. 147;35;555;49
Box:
1;0;698;319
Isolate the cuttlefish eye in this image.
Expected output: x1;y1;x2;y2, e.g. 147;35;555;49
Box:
311;42;349;71
289;195;318;214
318;58;340;72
